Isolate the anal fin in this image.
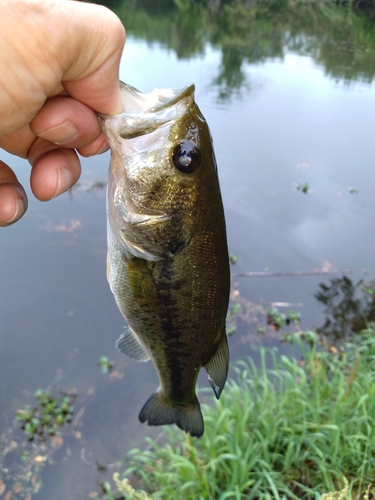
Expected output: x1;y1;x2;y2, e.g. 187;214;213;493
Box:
204;331;229;399
116;327;150;362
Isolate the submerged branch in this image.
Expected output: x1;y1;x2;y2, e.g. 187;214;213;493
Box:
231;270;354;278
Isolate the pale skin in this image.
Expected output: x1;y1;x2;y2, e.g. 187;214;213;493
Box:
0;0;126;226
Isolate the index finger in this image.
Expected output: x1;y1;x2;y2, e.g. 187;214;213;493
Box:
0;160;27;226
57;1;126;116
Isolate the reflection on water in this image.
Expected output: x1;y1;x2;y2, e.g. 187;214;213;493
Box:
2;1;375;498
315;276;375;339
110;0;375;101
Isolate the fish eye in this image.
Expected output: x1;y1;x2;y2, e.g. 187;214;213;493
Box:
172;141;200;174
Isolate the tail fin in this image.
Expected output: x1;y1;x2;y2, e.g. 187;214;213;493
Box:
138;391;204;438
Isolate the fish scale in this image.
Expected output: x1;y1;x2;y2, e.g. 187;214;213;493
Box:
99;82;230;437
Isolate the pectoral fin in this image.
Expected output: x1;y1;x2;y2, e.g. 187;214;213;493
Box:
116;327;150;362
204;332;229;399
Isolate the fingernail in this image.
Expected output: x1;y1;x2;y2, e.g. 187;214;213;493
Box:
38;121;79;144
6;196;25;224
54;168;73;198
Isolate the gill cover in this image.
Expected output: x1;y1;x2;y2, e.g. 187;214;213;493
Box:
99;82;199;261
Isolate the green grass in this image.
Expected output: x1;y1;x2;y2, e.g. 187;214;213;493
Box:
103;329;375;499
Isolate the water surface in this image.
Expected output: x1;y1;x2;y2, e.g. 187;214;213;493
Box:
1;2;375;498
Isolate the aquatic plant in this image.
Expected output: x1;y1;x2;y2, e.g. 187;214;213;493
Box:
98;356;115;375
267;306;301;330
267;306;287;329
101;327;375;499
226;303;242;335
229;253;239;265
15;389;75;441
0;390;76;498
297;182;310;194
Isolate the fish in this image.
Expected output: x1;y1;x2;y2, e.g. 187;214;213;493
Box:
98;82;230;438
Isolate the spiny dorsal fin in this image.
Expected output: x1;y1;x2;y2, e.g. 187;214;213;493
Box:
204;331;229;399
116;327;150;362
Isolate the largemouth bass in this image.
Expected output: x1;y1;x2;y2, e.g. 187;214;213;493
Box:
98;82;230;438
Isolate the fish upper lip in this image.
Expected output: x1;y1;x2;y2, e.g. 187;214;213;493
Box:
98;83;196;140
148;84;195;112
98;82;195;118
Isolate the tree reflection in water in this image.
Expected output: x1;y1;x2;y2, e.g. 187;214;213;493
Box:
316;276;375;340
96;0;375;103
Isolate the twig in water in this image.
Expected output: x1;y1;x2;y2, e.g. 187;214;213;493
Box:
231;270;353;278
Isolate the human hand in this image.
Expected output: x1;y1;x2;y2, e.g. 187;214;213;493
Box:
0;0;125;226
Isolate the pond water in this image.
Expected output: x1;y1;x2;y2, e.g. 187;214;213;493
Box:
1;1;375;498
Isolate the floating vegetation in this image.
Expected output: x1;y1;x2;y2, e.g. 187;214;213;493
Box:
286;309;302;324
226;303;242;335
267;306;301;330
97;356;114;375
0;412;69;499
229;253;239;265
15;390;75;442
349;186;359;194
297;182;310;194
1;430;47;499
267;306;287;329
0;386;87;499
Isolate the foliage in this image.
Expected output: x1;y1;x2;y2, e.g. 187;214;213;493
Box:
267;306;301;330
297;182;310;194
15;389;75;441
229;253;239;264
0;389;75;498
98;356;115;374
226;303;242;335
0;431;45;499
101;328;375;499
321;477;349;499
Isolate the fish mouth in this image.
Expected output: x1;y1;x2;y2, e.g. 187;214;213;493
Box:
120;82;196;113
98;82;196;140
